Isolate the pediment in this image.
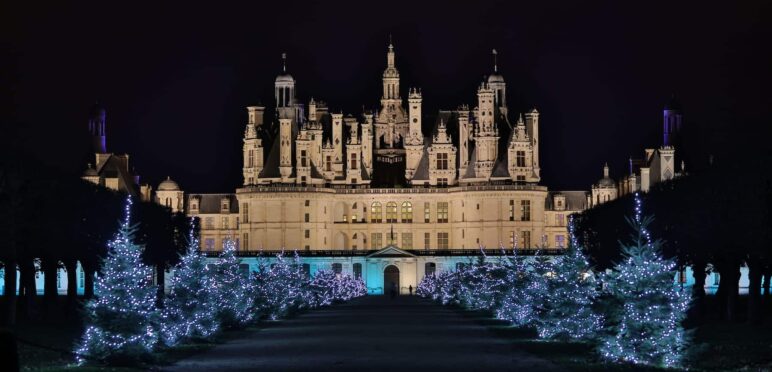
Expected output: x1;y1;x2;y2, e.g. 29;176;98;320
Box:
367;245;415;258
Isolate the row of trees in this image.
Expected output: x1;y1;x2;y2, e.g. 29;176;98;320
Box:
575;155;772;323
76;196;366;365
0;160;189;325
418;195;691;368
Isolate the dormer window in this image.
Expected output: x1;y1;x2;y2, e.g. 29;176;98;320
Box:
221;199;230;212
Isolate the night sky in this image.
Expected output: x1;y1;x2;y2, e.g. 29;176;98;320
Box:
4;1;771;192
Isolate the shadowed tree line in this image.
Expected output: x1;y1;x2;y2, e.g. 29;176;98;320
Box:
575;151;772;324
0;155;190;326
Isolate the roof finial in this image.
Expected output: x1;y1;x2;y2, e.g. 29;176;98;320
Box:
492;49;498;73
389;33;393;48
281;52;287;73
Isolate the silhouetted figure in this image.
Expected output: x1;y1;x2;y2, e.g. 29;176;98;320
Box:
390;282;397;299
409;285;413;296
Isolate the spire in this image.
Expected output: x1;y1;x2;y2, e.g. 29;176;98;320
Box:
603;162;609;178
492;49;498;73
281;52;287;73
386;36;395;68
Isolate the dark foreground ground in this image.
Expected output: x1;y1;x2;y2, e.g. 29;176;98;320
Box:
164;295;558;372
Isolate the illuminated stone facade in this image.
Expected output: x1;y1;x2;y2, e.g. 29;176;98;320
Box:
184;43;586;254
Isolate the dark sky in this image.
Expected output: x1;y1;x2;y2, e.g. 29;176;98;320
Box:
4;1;771;192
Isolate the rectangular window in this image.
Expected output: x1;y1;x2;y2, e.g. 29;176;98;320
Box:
437;153;448;170
437;232;449;249
305;200;310;207
556;235;566;248
243;233;249;250
521;231;531;249
350;153;357;170
437;202;449;223
300;150;307;167
557;214;565;226
305;213;310;222
520;200;531;221
326;156;332;171
372;233;383;250
424;202;431;223
205;238;215;250
79;267;85;288
205;217;214;230
424;232;431;250
222;216;229;229
242;203;249;223
248;150;254;167
509;200;515;221
510;231;516;249
353;263;362;279
304;229;310;239
437;178;448;186
516;150;526;167
516;175;525;182
402;233;413;249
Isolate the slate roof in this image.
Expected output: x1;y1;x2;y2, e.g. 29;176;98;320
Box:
189;193;239;214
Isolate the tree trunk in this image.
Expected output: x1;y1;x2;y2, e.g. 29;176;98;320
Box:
725;262;741;322
747;259;763;324
691;260;707;321
18;258;37;320
83;265;95;299
715;262;729;320
2;260;18;327
155;264;165;307
41;258;59;316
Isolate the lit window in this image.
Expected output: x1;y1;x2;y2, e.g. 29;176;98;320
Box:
353;263;362;279
400;201;413;222
509;200;515;221
521;231;531;249
516;151;526;167
437;202;449;223
371;202;382;223
520;200;531;221
424;202;431;223
205;238;215;250
372;233;383;249
438;232;449;249
386;202;398;223
402;233;413;249
437;153;448;170
556;235;565;248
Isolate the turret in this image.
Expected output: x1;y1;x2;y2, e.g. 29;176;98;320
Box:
663;96;682;147
243;105;265;185
525;108;540;181
275;53;296;108
88;103;107;153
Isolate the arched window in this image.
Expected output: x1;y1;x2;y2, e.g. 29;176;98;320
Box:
400;201;413;223
425;262;436;276
332;263;343;275
371;202;382;223
386;202;398;223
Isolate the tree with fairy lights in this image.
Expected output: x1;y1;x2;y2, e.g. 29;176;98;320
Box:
416;273;437;298
307;269;337;307
534;216;603;340
75;196;159;365
161;219;219;346
600;192;691;368
496;248;542;327
211;238;254;328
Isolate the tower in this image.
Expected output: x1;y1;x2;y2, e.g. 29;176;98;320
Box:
243;106;265;185
487;49;507;112
155;176;184;213
663;96;682;147
382;41;400;101
457;106;470;179
524;108;540;181
375;39;409;154
405;88;423;181
474;82;499;179
88;103;107;153
427;119;457;186
275;53;296;109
